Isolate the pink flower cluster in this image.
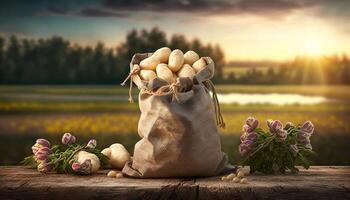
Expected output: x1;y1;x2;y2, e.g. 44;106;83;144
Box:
297;121;315;149
267;119;288;140
62;133;76;145
31;139;52;173
239;117;315;157
239;117;259;156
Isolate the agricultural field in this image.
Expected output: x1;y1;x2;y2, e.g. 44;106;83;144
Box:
0;85;349;166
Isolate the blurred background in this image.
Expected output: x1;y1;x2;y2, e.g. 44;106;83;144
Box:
0;0;349;166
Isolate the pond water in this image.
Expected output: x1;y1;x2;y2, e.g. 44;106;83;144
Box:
217;93;330;105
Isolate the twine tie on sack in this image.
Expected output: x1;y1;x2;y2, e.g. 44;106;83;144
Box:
206;80;226;128
141;82;180;102
121;65;141;103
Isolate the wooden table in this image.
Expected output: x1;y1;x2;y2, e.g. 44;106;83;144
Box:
0;166;349;200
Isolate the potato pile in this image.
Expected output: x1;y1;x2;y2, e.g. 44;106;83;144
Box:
107;170;123;178
221;168;249;184
136;47;213;83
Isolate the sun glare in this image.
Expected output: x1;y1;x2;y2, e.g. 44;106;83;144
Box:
305;39;321;56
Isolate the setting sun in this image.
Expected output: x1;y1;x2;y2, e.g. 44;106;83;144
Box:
305;39;321;56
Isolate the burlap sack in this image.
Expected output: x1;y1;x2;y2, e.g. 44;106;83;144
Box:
121;53;233;178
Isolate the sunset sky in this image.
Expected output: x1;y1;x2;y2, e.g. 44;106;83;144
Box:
0;0;349;61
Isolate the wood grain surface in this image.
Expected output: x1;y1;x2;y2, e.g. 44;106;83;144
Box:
0;166;349;200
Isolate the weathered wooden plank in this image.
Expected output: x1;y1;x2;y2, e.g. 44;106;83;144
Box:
0;166;349;200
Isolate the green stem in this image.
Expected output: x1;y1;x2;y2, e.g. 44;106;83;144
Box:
241;134;276;164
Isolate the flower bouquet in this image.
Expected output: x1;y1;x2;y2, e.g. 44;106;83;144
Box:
239;117;315;174
22;133;108;174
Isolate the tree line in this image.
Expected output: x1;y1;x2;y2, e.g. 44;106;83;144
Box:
0;27;349;85
0;27;224;84
224;55;350;85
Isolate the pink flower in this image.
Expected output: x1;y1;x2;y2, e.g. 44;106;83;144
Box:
240;134;246;142
239;140;254;156
80;159;92;172
37;162;52;173
301;121;314;135
246;117;259;130
297;131;311;145
246;132;258;141
71;159;92;174
277;130;288;141
71;162;81;171
267;119;283;133
242;124;253;133
31;144;41;155
32;138;50;154
35;147;51;162
62;133;76;145
86;139;97;149
36;139;50;148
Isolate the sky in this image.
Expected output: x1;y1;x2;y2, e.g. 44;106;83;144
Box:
0;0;349;61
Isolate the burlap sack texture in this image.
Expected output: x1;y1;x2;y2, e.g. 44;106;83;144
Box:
121;53;234;178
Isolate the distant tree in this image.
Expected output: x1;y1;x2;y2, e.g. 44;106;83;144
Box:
340;55;350;84
211;45;225;81
169;34;190;51
1;27;348;85
141;27;167;51
4;36;21;83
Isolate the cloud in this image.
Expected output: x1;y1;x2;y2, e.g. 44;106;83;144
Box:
79;7;127;18
33;5;128;18
31;0;320;19
102;0;317;15
31;0;350;22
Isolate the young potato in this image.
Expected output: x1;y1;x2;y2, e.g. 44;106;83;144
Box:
177;64;195;78
102;143;130;170
153;47;171;63
139;70;157;81
184;50;199;65
240;178;248;184
156;64;174;84
139;56;160;70
107;170;117;177
226;173;236;180
237;171;245;178
232;177;240;183
192;57;207;73
168;49;184;72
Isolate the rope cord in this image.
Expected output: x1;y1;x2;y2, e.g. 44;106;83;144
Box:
206;80;226;128
120;66;141;103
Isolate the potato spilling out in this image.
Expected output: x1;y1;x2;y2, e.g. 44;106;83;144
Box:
192;58;207;73
102;143;131;169
156;64;174;84
184;50;199;65
153;47;171;63
168;49;184;72
139;70;157;81
178;64;195;78
136;47;215;84
140;56;160;70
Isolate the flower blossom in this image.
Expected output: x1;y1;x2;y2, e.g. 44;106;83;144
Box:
62;133;76;145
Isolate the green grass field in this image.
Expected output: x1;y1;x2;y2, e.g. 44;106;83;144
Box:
0;85;349;166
